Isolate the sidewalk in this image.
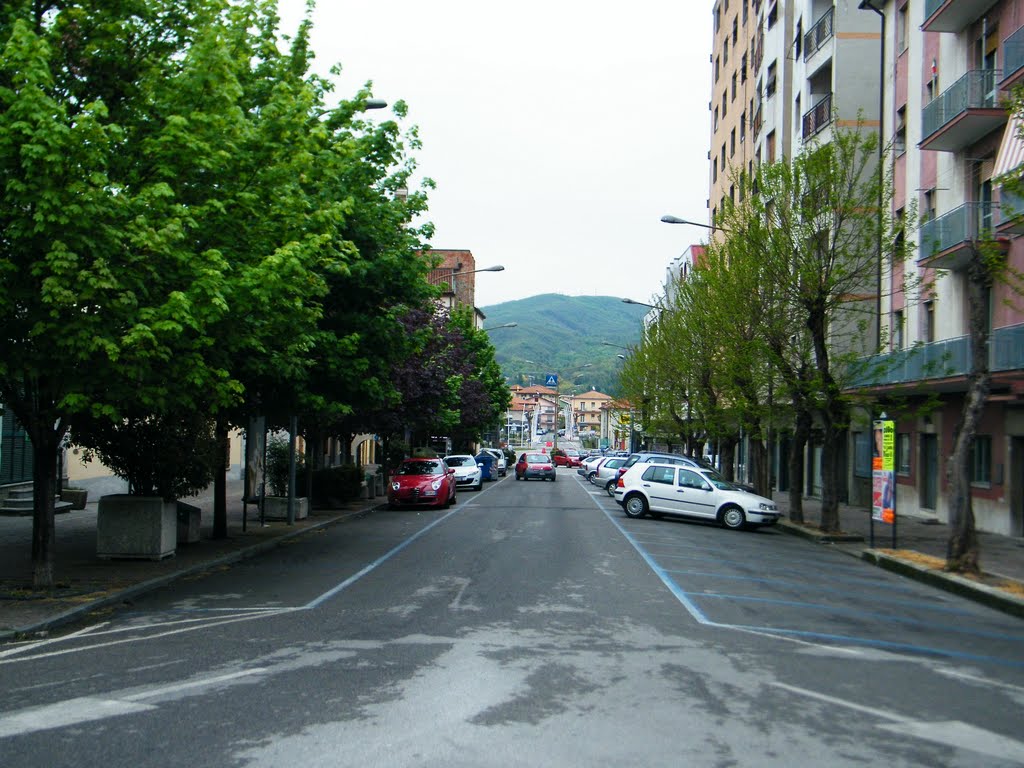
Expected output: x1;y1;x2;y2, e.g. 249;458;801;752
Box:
1;483;1022;640
771;491;1024;618
0;477;384;639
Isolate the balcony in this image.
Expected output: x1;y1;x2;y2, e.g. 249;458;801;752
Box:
850;323;1024;389
803;8;834;62
918;202;998;270
802;94;833;141
920;70;1005;152
1002;26;1024;90
923;0;999;33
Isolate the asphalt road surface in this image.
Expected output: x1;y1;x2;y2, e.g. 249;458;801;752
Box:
2;469;1023;767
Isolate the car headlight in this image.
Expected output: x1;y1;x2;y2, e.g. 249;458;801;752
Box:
392;482;401;491
759;502;777;511
431;479;443;491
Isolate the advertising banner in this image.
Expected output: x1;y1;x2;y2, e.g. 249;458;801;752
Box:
872;419;895;524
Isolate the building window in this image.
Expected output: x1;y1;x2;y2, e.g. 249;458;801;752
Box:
766;130;776;163
895;106;906;155
893;309;904;350
714;106;719;131
713;157;718;182
740;111;746;142
715;55;720;82
897;3;908;54
766;60;777;98
970;436;992;485
794;19;802;59
896;433;911;475
722;91;727;117
732;16;738;44
732;72;737;101
767;0;778;29
924;300;935;343
795;93;801;132
715;4;721;33
730;127;736;156
724;38;729;66
922;189;936;223
741;52;748;82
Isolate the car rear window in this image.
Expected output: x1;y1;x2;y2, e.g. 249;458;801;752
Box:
526;454;548;463
445;456;474;467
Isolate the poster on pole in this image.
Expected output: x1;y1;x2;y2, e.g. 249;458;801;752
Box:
872;419;895;524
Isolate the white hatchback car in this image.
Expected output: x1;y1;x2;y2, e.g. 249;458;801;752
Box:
614;462;779;530
444;455;483;491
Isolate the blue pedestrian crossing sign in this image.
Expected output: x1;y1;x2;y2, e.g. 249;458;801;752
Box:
545;374;558;387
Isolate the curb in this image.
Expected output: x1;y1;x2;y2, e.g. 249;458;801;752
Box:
776;518;865;544
862;549;1024;620
0;502;384;642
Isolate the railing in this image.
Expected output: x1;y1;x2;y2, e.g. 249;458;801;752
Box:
850;323;1024;388
918;201;999;259
802;94;833;140
924;0;946;20
803;7;834;61
1004;26;1024;83
922;69;1001;140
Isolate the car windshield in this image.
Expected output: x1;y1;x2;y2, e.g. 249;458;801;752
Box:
700;469;740;491
397;461;443;476
526;454;548;463
445;456;475;467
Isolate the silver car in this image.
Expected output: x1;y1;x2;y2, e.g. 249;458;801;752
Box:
592;457;627;496
614;462;779;529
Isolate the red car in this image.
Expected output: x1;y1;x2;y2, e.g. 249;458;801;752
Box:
515;452;557;481
388;458;457;508
551;448;582;468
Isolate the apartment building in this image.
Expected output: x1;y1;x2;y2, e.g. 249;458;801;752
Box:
853;0;1024;537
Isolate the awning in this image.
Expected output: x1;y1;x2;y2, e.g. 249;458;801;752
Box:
994;115;1024;181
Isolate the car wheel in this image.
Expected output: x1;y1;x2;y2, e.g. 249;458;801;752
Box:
586;472;596;484
551;474;557;482
604;479;616;497
623;493;648;519
721;505;746;530
475;481;482;491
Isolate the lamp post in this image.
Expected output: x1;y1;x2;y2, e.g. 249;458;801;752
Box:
622;297;662;310
483;322;518;331
428;265;505;304
661;214;731;233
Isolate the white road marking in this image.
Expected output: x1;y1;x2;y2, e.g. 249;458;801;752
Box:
0;622;109;659
0;668;266;739
773;682;1024;763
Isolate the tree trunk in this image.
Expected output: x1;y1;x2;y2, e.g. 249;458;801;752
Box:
946;251;991;574
30;426;60;589
213;416;229;539
787;408;811;525
719;435;738;483
819;418;845;533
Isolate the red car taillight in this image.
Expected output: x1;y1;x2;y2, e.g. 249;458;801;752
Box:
616;476;625;488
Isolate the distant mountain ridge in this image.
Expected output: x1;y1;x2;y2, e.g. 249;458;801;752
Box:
480;294;648;396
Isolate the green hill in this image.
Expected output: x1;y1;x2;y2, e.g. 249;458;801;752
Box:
480;294;649;396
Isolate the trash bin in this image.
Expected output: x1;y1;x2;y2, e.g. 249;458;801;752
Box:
474;452;494;481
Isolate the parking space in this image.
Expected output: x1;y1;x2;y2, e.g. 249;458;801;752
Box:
582;476;1024;670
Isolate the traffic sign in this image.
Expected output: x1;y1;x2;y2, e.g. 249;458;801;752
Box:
545;374;558;387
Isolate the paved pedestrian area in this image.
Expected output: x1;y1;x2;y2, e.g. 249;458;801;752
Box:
1;477;1022;639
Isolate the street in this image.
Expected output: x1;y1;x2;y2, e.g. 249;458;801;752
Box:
1;468;1023;767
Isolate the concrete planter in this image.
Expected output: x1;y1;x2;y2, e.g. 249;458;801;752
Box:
262;496;308;521
97;495;177;560
60;487;89;510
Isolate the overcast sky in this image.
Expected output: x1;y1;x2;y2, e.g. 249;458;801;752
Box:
277;1;714;308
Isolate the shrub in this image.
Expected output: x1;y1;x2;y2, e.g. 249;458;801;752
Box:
311;465;364;505
266;435;305;497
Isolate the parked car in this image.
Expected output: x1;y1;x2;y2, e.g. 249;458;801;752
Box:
481;448;508;477
579;454;607;478
551;448;582;468
388;458;457;509
616;451;757;494
592;457;627;495
614;462;779;529
515;452;557;481
444;454;483;490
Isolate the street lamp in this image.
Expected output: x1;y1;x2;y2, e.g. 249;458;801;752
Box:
622;297;662;311
428;264;505;287
483;322;518;331
661;214;730;233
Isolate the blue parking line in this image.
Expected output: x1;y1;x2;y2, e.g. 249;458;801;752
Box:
683;591;1024;642
589;488;1024;668
661;568;979;617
